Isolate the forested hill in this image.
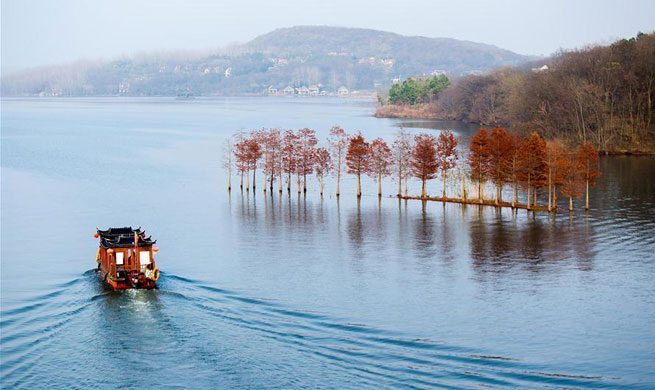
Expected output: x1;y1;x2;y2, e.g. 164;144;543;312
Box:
1;26;534;97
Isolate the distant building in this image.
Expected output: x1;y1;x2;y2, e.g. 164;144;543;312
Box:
392;78;401;85
296;86;310;95
308;85;319;96
531;65;549;73
380;59;394;68
203;68;211;75
319;90;327;96
283;86;294;95
268;86;278;95
118;81;130;94
337;86;349;97
430;69;447;76
224;67;232;77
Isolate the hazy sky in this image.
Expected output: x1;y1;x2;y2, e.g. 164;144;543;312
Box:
2;0;654;72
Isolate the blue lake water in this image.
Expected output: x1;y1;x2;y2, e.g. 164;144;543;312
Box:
1;97;654;389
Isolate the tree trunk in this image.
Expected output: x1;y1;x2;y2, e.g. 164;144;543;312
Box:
303;172;307;193
297;173;301;194
442;173;446;199
397;164;402;197
553;186;558;210
548;168;552;211
279;170;283;193
240;170;244;189
357;168;361;198
404;175;408;197
263;172;267;193
378;172;382;197
533;188;537;207
526;176;531;209
478;181;483;204
287;171;291;193
228;174;231;191
421;178;426;198
461;168;466;201
320;176;323;195
585;179;589;210
569;196;573;212
336;155;341;197
252;167;256;191
246;168;250;191
512;181;517;208
532;186;538;207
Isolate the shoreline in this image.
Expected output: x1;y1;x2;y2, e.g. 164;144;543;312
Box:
374;104;655;156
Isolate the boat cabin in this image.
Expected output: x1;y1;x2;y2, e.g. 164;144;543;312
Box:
95;227;159;289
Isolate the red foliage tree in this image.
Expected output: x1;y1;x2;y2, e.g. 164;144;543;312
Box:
314;147;332;195
545;139;566;210
577;142;600;210
281;129;298;193
560;151;584;211
506;133;522;207
233;131;248;189
468;128;490;203
518;132;547;209
296;128;318;193
368;138;393;197
487;127;513;204
410;133;438;198
222;138;234;191
328;126;349;197
250;129;268;191
345;133;370;197
245;137;262;191
264;129;282;191
392;128;413;197
436;130;458;199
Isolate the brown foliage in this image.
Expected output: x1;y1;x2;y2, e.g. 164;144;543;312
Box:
346;133;370;196
410;133;438;197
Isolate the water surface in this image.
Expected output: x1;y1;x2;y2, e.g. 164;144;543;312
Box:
1;97;654;389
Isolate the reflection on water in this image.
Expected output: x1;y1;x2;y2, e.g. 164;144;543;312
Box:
2;98;654;389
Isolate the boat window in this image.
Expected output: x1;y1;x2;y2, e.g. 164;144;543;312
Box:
139;251;150;265
116;252;124;266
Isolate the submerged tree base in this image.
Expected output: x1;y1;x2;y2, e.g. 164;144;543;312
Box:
397;195;552;212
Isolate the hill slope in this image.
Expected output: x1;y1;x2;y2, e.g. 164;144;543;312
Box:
2;26;535;96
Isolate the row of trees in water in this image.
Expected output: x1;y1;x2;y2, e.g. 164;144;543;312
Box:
222;127;600;211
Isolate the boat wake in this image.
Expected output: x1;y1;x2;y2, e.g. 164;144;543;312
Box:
0;271;626;389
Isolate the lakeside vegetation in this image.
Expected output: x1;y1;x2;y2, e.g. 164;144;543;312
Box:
376;32;655;154
223;126;600;212
387;75;450;105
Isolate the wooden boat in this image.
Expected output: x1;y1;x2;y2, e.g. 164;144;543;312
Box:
94;227;160;289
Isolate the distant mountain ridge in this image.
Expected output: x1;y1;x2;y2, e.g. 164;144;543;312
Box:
1;26;535;97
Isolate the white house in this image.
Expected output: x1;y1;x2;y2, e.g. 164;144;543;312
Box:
337;86;349;97
283;86;294;95
224;67;232;77
268;86;278;95
308;85;319;96
296;86;310;95
118;81;130;94
531;65;549;73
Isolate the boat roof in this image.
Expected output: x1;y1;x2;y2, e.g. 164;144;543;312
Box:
97;227;144;237
97;227;156;249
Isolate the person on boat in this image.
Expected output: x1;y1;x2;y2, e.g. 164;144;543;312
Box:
145;263;155;280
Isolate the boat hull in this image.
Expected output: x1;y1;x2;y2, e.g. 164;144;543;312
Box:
97;263;157;290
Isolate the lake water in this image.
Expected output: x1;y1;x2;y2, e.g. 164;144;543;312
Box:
1;97;654;389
